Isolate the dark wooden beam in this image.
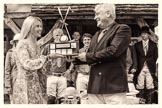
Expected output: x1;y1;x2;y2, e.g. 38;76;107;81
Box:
4;12;158;20
4;4;158;20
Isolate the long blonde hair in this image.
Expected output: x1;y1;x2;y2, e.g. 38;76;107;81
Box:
20;16;42;39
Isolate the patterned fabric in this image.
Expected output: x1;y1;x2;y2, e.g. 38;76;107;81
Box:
142;40;149;55
12;39;47;104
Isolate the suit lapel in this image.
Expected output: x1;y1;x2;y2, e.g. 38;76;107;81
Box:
139;41;145;56
89;31;101;52
146;40;151;56
95;22;118;51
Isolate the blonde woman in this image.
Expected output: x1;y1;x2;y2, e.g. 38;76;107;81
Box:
12;16;63;104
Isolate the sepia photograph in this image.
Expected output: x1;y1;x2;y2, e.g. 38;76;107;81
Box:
3;2;159;105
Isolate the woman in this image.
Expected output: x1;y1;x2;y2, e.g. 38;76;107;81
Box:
12;16;63;104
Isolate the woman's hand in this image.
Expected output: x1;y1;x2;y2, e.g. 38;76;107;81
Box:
65;55;76;62
130;68;136;73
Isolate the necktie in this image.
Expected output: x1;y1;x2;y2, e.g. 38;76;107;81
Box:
144;42;148;55
98;30;107;42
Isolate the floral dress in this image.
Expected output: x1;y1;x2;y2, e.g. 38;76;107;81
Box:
12;39;47;104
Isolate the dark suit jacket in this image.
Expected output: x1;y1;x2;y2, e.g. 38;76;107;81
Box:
128;45;137;73
86;22;131;94
134;39;158;83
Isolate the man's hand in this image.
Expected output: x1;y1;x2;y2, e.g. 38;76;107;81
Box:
127;74;134;82
78;52;87;62
130;68;136;73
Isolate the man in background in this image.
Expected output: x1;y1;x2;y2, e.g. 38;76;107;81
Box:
4;33;21;104
134;26;158;104
76;33;92;104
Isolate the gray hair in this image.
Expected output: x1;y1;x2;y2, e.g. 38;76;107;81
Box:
20;16;42;39
94;4;116;20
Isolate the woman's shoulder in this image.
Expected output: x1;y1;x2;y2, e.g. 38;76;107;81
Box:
17;39;29;49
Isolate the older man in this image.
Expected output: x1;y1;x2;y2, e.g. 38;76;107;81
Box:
77;4;131;104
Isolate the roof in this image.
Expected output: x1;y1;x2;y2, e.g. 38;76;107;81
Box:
4;4;158;20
